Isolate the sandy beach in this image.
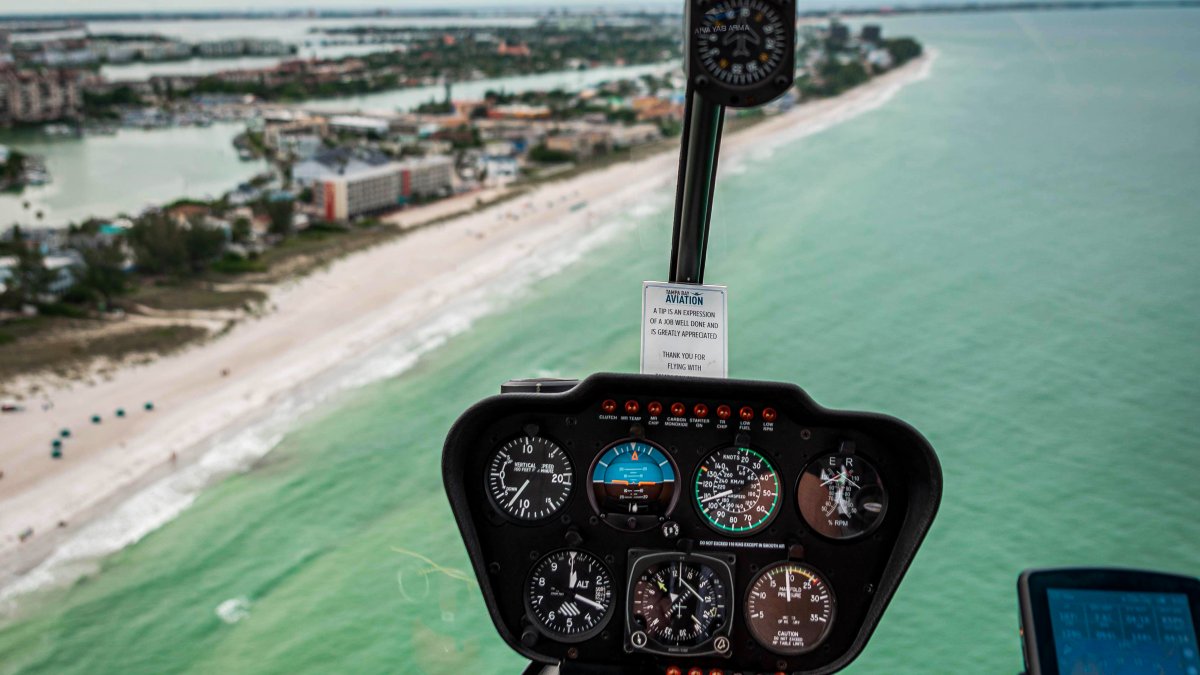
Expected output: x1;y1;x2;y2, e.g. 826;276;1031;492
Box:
0;54;932;607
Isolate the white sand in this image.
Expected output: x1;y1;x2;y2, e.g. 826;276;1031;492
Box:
0;54;933;605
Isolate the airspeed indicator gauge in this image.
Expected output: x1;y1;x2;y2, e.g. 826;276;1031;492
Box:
688;0;796;107
694;445;781;535
486;436;573;522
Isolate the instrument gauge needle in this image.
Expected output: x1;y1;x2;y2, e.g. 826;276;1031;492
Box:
507;480;530;508
700;489;735;503
576;594;604;611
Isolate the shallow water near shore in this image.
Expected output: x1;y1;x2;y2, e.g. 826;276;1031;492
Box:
1;8;1199;674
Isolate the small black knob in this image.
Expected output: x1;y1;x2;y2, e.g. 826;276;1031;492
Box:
521;627;538;647
565;530;583;546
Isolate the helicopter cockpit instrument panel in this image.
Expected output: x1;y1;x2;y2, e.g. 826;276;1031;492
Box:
443;373;942;674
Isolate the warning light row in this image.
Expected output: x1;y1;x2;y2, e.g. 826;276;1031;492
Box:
601;399;777;422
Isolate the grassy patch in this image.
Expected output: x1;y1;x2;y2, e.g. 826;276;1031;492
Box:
127;284;266;312
0;320;208;385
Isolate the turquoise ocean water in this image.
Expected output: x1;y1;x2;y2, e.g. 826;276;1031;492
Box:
2;8;1198;673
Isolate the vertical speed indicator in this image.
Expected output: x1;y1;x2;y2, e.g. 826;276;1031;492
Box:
486;436;573;522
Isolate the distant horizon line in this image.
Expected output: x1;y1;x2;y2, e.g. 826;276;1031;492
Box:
1;0;1197;22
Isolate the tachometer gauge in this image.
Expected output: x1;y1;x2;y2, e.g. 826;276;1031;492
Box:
525;549;615;642
797;452;887;540
589;440;678;525
694;445;781;535
630;558;730;650
485;436;573;522
745;562;836;655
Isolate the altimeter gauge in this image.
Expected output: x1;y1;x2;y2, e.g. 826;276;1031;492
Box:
694;445;782;535
485;435;573;522
688;0;796;107
797;452;888;540
525;549;615;642
745;562;836;655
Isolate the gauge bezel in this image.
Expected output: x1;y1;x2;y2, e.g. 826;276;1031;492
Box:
523;548;617;644
483;433;575;525
692;443;783;537
687;0;797;108
587;437;680;530
744;561;838;656
795;450;889;541
624;549;736;657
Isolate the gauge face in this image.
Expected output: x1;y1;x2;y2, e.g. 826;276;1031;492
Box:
525;550;615;642
745;562;836;655
695;0;789;88
590;440;677;517
694;446;781;534
485;436;573;522
631;560;729;647
797;453;888;540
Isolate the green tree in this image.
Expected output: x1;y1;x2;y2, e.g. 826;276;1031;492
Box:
885;38;923;67
232;217;252;244
127;213;189;276
262;199;294;236
73;241;127;309
128;213;226;276
0;227;53;309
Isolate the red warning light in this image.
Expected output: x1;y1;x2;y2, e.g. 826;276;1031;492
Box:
762;407;778;422
648;401;663;416
601;399;617;414
625;400;640;414
693;403;709;418
670;402;686;417
665;668;682;675
716;404;732;420
739;406;755;421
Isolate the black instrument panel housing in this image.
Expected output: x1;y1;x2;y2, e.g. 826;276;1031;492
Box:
442;373;942;674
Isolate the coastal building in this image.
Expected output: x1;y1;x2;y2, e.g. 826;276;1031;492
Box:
545;128;612;160
314;156;453;221
328;115;390;137
315;163;404;222
608;123;661;149
0;66;83;124
400;156;454;199
293;147;392;187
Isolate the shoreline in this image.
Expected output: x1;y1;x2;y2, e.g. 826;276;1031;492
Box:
0;52;935;613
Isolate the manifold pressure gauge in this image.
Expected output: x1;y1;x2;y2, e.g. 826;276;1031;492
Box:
688;0;797;107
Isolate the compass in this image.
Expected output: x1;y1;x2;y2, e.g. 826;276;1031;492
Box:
688;0;796;107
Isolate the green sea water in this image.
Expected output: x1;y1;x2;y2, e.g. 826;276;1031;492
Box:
2;8;1199;673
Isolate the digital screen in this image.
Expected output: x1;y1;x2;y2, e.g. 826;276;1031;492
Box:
1048;588;1200;675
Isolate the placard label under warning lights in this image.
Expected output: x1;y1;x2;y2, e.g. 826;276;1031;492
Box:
640;281;727;378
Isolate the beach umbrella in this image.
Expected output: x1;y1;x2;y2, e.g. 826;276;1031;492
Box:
91;415;101;424
145;402;155;411
51;439;61;449
51;449;62;459
60;428;71;438
116;408;126;418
